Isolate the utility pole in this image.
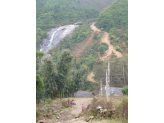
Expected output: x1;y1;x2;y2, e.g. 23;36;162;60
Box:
105;60;110;102
108;60;110;97
100;79;102;96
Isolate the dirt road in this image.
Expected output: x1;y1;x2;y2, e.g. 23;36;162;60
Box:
38;98;92;123
90;22;122;61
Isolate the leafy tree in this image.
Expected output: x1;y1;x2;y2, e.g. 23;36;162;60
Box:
42;57;57;99
36;49;45;103
56;50;73;98
36;74;44;94
73;65;88;92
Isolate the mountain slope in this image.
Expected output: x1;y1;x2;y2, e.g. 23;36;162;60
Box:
36;0;100;30
96;0;128;32
78;0;115;10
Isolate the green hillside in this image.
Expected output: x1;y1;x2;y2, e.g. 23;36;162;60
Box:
36;0;100;30
78;0;115;10
95;0;128;32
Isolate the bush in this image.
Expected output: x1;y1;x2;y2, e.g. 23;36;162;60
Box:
115;97;128;120
40;98;51;106
110;35;116;40
100;43;108;54
120;97;128;107
115;45;120;51
94;33;101;40
111;54;117;59
45;98;51;104
121;85;128;95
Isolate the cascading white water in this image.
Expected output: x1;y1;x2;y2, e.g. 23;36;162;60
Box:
48;27;61;47
38;24;79;54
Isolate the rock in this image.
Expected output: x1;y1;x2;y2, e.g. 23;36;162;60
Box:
37;120;44;123
56;116;59;119
86;116;94;122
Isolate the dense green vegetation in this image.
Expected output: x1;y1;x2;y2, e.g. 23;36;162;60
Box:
70;25;90;43
36;28;47;48
96;0;128;32
36;0;100;30
36;49;89;102
94;33;101;40
122;85;128;95
89;42;108;55
36;49;44;102
109;28;128;53
78;0;115;10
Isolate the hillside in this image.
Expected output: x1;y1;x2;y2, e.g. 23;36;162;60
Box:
36;0;99;30
96;0;128;32
96;0;128;54
78;0;115;10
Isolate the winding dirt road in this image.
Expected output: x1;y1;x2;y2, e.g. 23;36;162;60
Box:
91;22;122;61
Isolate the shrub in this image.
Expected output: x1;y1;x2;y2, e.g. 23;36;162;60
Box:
115;45;120;51
100;43;108;54
119;97;128;107
111;54;117;59
115;97;128;120
45;98;51;104
94;33;101;40
40;98;51;106
121;85;128;95
110;35;116;40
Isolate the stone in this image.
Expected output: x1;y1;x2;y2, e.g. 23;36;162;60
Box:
86;116;94;122
37;120;44;123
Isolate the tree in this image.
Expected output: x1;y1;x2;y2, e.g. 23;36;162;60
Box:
56;49;73;98
73;65;88;92
42;57;57;99
36;49;45;103
36;74;44;94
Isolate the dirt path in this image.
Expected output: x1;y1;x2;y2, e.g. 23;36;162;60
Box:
58;98;92;123
38;98;92;123
90;22;122;61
